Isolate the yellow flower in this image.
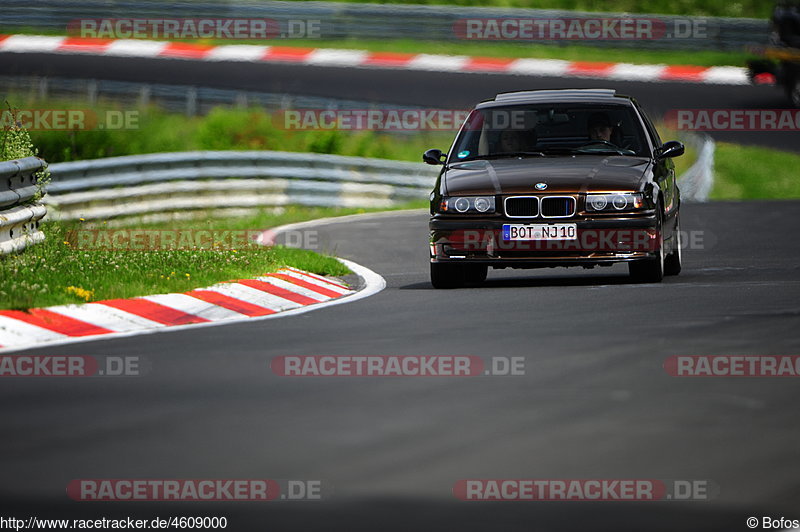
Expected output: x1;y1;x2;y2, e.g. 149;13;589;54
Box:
62;241;70;246
65;285;93;302
185;273;190;278
79;217;85;222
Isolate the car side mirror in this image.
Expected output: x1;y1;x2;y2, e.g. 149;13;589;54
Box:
657;140;685;159
423;148;446;165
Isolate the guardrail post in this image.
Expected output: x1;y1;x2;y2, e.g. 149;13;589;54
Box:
37;77;48;100
87;79;98;106
186;87;198;117
139;85;151;107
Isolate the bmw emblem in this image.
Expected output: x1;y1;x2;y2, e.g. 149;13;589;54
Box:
535;182;547;190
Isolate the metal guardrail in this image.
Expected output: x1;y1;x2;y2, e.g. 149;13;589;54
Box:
0;204;47;255
0;156;45;209
0;156;48;254
45;151;436;221
2;1;768;52
44;144;710;224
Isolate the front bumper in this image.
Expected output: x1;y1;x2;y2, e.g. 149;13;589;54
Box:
430;213;659;268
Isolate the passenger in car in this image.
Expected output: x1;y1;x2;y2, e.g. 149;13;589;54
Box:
498;129;523;153
498;128;538;153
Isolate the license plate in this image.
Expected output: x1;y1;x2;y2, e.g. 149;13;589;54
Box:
503;223;577;241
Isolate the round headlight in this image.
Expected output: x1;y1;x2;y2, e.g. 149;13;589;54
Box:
474;197;491;213
454;198;470;213
589;196;608;211
612;195;628;210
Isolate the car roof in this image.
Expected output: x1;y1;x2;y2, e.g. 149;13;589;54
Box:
476;89;635;108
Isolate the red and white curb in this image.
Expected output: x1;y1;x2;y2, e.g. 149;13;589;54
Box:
0;34;755;85
0;260;385;353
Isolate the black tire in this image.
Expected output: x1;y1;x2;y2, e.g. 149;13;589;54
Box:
791;77;800;108
430;262;466;289
464;264;488;285
664;213;682;276
628;206;665;283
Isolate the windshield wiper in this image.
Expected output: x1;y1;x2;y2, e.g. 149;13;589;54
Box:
464;151;546;161
572;148;634;156
538;147;576;155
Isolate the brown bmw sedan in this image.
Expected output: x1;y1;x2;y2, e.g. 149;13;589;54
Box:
425;89;684;288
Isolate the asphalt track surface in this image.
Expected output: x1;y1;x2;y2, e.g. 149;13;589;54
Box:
1;202;799;531
1;52;799;152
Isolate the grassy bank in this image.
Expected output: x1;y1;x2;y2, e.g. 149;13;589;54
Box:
0;205;390;310
21;102;455;164
712;142;800;200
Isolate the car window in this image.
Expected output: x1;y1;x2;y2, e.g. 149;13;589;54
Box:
450;104;650;162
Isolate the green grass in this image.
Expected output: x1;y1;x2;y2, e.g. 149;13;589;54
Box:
17;101;454;163
0;203;434;310
712;142;800;200
651;125;800;200
257;37;752;67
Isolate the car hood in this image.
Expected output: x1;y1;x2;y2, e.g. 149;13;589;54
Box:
442;156;651;195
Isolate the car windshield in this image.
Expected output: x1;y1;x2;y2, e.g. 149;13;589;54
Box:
449;104;651;163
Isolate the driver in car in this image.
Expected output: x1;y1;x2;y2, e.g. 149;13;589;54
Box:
587;112;614;142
